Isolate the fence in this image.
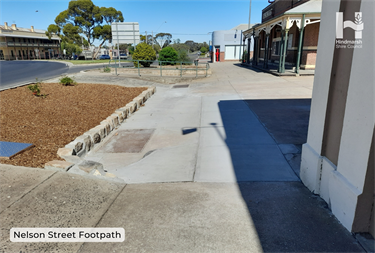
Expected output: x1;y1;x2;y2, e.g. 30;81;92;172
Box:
106;59;210;78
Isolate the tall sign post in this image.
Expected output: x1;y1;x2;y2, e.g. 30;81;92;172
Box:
111;22;140;67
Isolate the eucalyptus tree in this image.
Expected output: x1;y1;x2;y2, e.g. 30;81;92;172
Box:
46;0;124;58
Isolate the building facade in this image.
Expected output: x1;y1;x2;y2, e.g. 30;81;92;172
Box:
243;0;321;74
211;24;255;63
300;0;374;236
0;22;60;60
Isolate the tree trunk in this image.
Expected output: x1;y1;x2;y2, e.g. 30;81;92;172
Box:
93;39;106;59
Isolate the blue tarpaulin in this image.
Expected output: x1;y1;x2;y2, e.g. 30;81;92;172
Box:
0;141;34;159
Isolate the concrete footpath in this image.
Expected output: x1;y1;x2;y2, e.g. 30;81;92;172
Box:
0;63;366;252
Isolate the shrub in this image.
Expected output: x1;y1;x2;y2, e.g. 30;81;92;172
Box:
242;50;248;62
177;49;192;65
27;78;47;97
158;47;178;65
132;43;156;67
104;66;111;73
59;76;76;86
27;83;41;96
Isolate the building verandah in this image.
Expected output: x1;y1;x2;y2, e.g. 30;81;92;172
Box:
243;10;320;75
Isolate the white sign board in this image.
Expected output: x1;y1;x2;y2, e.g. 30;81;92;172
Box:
111;22;140;45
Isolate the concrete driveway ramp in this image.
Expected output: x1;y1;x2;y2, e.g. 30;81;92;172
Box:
98;129;155;153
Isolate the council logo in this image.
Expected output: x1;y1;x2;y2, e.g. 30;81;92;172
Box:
335;12;364;49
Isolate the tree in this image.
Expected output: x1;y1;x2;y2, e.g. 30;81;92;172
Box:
200;47;208;54
132;43;156;67
61;41;82;57
155;33;172;48
170;43;189;52
46;0;123;58
158;47;178;65
119;44;129;51
152;44;161;52
177;49;191;64
184;40;199;52
140;35;154;45
128;45;135;55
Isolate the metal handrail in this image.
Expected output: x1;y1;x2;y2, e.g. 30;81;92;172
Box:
107;59;210;77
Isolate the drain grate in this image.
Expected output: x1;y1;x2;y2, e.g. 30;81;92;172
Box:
172;84;189;88
0;141;34;159
98;129;155;153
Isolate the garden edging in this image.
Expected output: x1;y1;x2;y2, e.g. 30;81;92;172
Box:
45;86;156;182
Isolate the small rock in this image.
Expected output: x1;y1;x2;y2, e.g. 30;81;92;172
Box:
57;148;74;158
45;160;74;172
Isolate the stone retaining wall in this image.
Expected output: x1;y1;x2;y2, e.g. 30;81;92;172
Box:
114;67;211;77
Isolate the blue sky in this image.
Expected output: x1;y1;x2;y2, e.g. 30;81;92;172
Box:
0;0;269;45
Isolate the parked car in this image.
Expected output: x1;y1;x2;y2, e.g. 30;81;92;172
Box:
119;53;128;59
99;55;110;60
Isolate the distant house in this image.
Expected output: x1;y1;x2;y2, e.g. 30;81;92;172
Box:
0;22;61;60
243;0;322;73
211;24;256;63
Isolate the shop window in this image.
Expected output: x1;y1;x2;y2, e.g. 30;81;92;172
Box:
11;50;14;57
272;41;280;55
288;34;294;49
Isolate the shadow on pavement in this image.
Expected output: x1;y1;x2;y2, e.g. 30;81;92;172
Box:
215;99;364;252
233;63;264;73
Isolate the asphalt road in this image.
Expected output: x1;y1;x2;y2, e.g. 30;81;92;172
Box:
0;61;106;90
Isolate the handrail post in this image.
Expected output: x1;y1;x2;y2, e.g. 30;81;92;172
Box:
180;61;182;77
138;60;140;76
196;62;198;78
160;60;162;77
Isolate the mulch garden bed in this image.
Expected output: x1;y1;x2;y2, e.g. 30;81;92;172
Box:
0;83;147;168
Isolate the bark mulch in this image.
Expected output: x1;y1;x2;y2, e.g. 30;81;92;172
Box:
0;83;147;168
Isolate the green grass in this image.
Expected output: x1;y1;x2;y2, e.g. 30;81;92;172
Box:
52;59;112;65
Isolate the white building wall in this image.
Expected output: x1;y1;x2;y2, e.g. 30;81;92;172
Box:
212;29;254;62
300;0;374;232
299;0;340;194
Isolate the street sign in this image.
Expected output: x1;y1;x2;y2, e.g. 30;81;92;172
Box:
111;22;140;67
111;22;140;45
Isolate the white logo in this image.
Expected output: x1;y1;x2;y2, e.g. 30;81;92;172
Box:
336;12;364;39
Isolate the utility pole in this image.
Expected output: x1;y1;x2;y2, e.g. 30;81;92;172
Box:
248;0;252;29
